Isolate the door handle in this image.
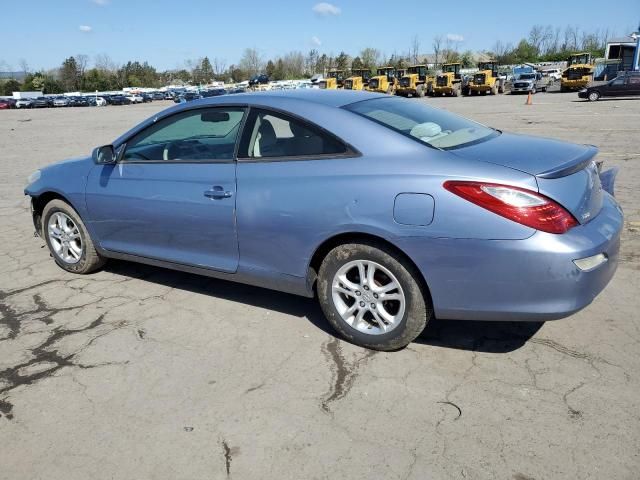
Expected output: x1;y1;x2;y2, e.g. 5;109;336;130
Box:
204;186;233;199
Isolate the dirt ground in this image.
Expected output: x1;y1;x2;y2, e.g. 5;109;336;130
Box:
0;92;639;480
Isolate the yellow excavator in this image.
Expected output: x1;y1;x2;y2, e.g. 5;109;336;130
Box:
396;64;432;97
560;53;594;92
466;61;504;96
432;63;463;96
344;68;371;90
319;69;346;89
366;67;399;94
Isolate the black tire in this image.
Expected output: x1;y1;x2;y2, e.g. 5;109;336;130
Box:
317;242;432;351
588;90;600;102
42;199;106;274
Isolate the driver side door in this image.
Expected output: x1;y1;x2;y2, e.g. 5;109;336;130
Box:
85;106;245;273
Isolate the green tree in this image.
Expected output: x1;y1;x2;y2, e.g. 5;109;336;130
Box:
512;39;538;63
273;59;285;80
83;68;117;91
335;51;350;70
351;57;363;70
1;79;21;96
199;57;214;84
265;60;276;78
460;50;475;68
360;48;380;70
60;56;80;91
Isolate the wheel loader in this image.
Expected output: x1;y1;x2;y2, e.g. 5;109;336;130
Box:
366;67;399;94
395;64;433;97
432;63;463;96
560;53;594;92
466;61;505;96
319;69;346;89
344;68;371;90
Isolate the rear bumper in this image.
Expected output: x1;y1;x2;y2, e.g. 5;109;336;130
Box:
397;193;623;321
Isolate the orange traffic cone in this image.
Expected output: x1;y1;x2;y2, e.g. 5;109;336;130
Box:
525;91;533;105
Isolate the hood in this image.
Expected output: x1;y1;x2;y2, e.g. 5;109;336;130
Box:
450;132;597;178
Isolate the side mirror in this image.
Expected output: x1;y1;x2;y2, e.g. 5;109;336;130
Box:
92;145;116;164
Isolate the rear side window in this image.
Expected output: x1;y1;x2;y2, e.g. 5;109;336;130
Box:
345;97;497;150
238;108;347;159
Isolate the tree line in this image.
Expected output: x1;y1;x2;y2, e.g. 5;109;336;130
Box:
0;24;616;95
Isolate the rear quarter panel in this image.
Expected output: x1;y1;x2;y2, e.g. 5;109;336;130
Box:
235;118;538;279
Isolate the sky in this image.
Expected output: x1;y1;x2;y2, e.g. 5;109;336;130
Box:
2;0;639;72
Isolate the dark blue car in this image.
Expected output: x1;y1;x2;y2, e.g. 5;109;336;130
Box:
24;90;623;350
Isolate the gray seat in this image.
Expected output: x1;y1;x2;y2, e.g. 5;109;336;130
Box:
254;119;284;157
286;122;324;156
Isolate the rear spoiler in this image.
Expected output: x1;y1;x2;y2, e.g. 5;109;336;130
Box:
536;145;598;179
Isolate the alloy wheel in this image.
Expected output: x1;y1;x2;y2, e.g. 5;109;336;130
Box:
47;212;83;264
331;260;406;335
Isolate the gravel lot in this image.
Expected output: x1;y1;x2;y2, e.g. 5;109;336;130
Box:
1;93;639;480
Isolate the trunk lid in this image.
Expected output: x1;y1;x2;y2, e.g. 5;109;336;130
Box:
451;132;604;225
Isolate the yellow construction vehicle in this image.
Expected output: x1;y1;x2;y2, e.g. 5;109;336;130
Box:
466;61;505;96
319;69;346;89
432;63;463;96
344;68;371;90
366;67;399;94
560;53;594;92
396;64;432;97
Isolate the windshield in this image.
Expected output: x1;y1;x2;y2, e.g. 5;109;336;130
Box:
518;74;535;80
345;97;497;150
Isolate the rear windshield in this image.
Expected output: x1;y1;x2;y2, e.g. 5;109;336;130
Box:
344;97;497;150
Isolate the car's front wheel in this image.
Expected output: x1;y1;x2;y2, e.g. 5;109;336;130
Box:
42;199;106;274
588;91;600;102
317;242;432;351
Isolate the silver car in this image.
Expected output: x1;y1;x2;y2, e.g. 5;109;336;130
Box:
511;72;549;94
15;98;34;109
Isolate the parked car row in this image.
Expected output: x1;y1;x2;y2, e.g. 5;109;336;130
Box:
172;87;247;103
0;90;176;109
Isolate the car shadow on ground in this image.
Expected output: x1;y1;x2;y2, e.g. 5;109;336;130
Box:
105;260;543;354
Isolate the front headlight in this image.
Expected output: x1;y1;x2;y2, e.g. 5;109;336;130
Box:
27;170;41;185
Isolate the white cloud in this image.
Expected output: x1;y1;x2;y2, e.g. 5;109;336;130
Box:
79;25;93;32
446;33;464;42
91;0;109;5
311;36;322;46
312;2;341;16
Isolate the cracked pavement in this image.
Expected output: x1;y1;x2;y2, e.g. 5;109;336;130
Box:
1;94;639;479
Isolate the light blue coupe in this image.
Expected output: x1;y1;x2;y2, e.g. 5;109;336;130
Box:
25;90;623;350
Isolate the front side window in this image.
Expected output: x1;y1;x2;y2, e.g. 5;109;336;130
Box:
122;107;245;162
238;109;347;159
345;97;497;150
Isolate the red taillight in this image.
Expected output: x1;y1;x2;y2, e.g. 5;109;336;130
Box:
443;181;578;234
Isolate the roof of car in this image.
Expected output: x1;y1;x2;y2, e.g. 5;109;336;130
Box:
196;89;388;108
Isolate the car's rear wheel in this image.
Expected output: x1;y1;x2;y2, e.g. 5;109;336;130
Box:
42;199;106;274
588;91;600;102
317;242;431;351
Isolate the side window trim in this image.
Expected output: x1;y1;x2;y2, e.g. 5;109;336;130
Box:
236;106;360;162
118;105;248;164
